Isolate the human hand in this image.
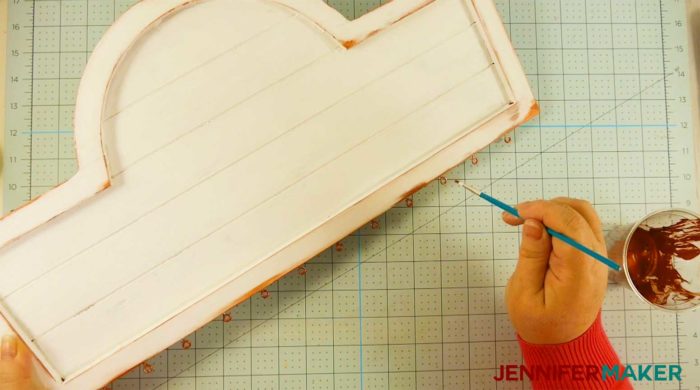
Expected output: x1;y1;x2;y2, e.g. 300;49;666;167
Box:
1;334;43;390
502;198;608;344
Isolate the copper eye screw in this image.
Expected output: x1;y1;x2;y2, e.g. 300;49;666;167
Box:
405;197;414;208
261;289;270;299
370;219;380;230
504;135;512;143
471;155;479;165
181;339;192;349
222;313;232;323
298;266;307;276
142;362;154;374
438;176;447;185
335;242;344;252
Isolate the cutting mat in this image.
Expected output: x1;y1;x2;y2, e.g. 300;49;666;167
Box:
3;0;699;389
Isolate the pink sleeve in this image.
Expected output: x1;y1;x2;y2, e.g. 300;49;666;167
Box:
517;312;633;389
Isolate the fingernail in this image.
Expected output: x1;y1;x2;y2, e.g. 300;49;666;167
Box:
523;219;543;240
1;335;17;360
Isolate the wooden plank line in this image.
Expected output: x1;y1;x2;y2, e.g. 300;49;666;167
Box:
5;22;480;300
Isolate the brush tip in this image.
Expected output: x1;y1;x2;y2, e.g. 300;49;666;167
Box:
456;181;481;195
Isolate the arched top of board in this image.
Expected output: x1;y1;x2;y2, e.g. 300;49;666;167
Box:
0;0;458;251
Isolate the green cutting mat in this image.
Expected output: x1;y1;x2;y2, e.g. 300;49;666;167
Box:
3;1;699;389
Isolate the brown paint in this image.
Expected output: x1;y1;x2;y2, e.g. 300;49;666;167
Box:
501;101;539;137
342;39;357;49
340;0;436;50
398;181;430;202
627;218;700;306
509;110;519;121
380;1;435;35
279;0;433;51
524;101;540;122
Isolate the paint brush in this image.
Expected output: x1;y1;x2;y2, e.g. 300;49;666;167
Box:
455;180;620;271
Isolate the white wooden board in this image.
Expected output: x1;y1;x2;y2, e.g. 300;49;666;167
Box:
0;0;536;387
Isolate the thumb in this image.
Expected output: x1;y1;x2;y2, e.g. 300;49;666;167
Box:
0;335;33;382
1;335;17;361
513;219;551;291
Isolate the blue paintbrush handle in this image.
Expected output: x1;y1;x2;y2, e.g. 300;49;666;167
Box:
480;192;520;217
545;229;620;271
479;192;620;271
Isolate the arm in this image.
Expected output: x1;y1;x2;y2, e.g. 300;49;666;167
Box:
518;312;631;389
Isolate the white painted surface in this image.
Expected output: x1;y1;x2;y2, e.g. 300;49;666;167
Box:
0;0;534;386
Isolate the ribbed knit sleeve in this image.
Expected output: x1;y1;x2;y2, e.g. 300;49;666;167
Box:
517;313;633;389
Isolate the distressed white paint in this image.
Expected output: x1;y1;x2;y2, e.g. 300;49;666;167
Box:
0;0;536;387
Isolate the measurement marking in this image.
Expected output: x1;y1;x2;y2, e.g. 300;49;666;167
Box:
519;124;676;128
357;234;364;389
21;130;73;134
659;3;692;390
27;1;36;202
